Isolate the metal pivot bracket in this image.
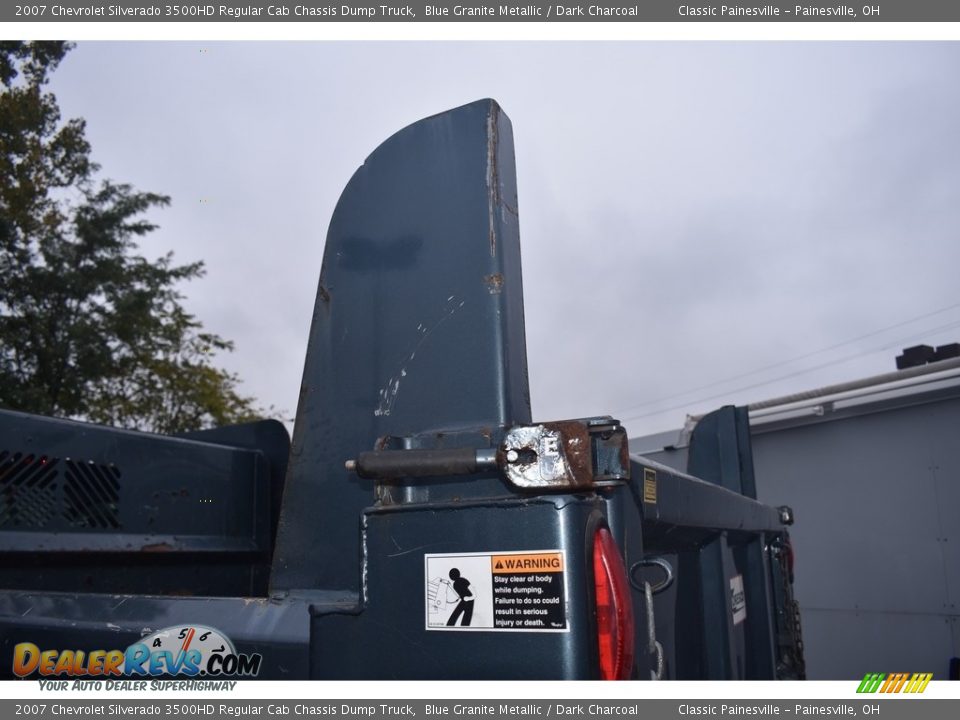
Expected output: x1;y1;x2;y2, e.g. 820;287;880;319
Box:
499;417;629;489
345;416;630;491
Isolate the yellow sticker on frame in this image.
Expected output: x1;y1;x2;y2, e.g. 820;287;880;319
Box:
643;468;657;504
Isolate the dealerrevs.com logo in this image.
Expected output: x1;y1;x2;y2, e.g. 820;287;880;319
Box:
13;624;262;678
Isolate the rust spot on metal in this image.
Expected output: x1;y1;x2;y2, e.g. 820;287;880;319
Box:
502;421;595;489
318;285;331;303
487;105;499;258
375;482;393;506
618;432;631;478
543;420;594;488
242;597;271;607
483;273;504;294
141;542;173;553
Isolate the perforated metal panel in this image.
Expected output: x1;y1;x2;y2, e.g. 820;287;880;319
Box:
0;452;60;528
62;459;121;529
0;450;123;531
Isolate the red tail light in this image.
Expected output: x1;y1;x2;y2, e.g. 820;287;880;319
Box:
593;525;635;680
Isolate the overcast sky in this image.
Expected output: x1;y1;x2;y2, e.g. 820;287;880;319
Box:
48;42;960;439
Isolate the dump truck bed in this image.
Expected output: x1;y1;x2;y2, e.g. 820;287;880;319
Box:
0;100;802;681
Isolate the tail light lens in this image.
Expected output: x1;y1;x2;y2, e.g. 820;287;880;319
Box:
593;525;635;680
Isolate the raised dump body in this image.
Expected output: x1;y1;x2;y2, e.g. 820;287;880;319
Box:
0;100;802;681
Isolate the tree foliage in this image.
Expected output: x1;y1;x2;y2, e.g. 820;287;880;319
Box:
0;41;264;434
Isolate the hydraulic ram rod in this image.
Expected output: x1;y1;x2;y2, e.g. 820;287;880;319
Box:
345;449;498;479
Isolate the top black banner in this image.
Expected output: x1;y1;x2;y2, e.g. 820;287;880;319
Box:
5;0;960;22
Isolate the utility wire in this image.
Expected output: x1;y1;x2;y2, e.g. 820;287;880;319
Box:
612;300;960;418
619;316;960;425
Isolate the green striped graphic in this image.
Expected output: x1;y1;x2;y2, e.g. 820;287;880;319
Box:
857;672;933;693
857;673;886;693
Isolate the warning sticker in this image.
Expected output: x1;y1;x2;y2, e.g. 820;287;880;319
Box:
425;550;568;632
730;574;747;625
643;468;657;504
492;552;563;573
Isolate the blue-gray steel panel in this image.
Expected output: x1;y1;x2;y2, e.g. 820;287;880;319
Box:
271;100;530;595
0;590;323;679
310;497;600;679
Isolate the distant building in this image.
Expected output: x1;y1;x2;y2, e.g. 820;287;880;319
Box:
631;356;960;680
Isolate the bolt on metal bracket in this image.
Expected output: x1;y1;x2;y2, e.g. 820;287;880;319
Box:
500;417;630;490
345;416;630;491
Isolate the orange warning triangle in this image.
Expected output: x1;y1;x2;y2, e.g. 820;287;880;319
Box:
495;561;503;569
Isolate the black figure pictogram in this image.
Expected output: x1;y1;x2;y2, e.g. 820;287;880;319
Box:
444;567;474;626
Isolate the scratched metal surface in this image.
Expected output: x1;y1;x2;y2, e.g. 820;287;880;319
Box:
0;411;285;597
0;590;329;679
311;496;605;680
271;99;531;594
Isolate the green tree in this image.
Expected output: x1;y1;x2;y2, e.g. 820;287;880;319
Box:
0;41;264;434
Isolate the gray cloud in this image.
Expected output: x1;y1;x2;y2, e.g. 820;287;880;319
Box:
48;41;960;437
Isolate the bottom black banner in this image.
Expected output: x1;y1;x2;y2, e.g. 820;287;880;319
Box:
1;699;957;720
